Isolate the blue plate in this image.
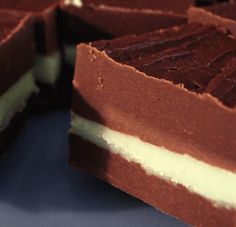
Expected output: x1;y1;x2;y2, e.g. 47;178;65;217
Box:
0;109;187;227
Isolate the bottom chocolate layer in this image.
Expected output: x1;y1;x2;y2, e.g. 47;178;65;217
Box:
0;111;26;154
69;134;236;227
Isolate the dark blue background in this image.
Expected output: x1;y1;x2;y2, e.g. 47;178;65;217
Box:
0;109;187;227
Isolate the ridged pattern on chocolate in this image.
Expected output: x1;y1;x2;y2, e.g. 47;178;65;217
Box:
93;24;236;107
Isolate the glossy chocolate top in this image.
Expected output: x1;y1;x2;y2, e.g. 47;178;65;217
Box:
93;23;236;107
82;0;194;14
0;0;58;13
205;2;236;20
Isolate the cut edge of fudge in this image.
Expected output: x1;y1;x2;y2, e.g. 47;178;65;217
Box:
71;40;236;189
0;10;38;133
91;23;236;108
69;133;236;227
69;41;236;226
70;23;236;175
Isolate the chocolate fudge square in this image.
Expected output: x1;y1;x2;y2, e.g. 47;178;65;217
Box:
69;23;236;227
0;10;38;150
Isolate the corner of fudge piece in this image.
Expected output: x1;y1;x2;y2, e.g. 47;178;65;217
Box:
70;40;236;227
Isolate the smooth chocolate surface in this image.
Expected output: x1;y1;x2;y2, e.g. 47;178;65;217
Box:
93;23;236;107
0;10;34;96
70;135;236;227
72;42;236;172
0;0;60;54
59;0;190;45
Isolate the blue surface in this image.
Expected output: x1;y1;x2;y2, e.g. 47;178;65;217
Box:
0;109;188;227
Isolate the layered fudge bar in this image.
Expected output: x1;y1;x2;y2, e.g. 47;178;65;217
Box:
0;0;61;88
60;0;194;65
69;23;236;227
0;10;38;150
188;1;236;36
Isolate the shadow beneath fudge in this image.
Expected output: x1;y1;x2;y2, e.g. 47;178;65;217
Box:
195;0;228;6
27;62;74;114
0;108;141;213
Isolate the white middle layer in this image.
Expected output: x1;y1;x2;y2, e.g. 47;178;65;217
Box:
0;70;38;131
70;113;236;209
64;0;83;7
64;45;76;66
34;52;61;85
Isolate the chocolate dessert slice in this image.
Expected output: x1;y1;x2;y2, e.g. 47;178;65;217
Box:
188;1;236;36
0;10;38;150
0;0;61;87
60;0;194;65
69;23;236;227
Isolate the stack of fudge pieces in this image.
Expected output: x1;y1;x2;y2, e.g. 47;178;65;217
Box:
0;10;37;150
1;0;236;226
0;0;197;148
69;1;236;227
0;0;61;102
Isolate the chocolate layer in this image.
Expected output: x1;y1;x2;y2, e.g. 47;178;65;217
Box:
188;2;236;37
0;111;25;153
0;10;34;96
70;135;236;227
92;23;236;107
59;0;190;45
72;43;236;172
0;0;60;55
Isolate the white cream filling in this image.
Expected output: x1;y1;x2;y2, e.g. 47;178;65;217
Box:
70;113;236;209
64;45;76;66
0;70;38;131
34;52;61;85
64;0;83;7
